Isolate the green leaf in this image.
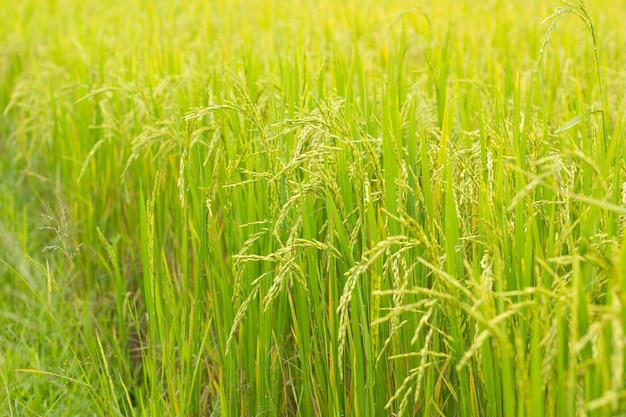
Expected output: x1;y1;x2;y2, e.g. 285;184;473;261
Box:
554;109;602;133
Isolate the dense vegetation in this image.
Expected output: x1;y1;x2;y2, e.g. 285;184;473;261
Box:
1;0;626;415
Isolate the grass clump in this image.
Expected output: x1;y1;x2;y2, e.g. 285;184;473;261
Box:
1;0;626;415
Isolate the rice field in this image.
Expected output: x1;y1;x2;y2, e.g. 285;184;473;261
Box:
1;0;626;415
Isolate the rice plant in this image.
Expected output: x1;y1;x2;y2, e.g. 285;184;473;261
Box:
1;0;625;415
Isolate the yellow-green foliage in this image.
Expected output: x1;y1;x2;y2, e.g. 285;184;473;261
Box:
1;0;626;415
